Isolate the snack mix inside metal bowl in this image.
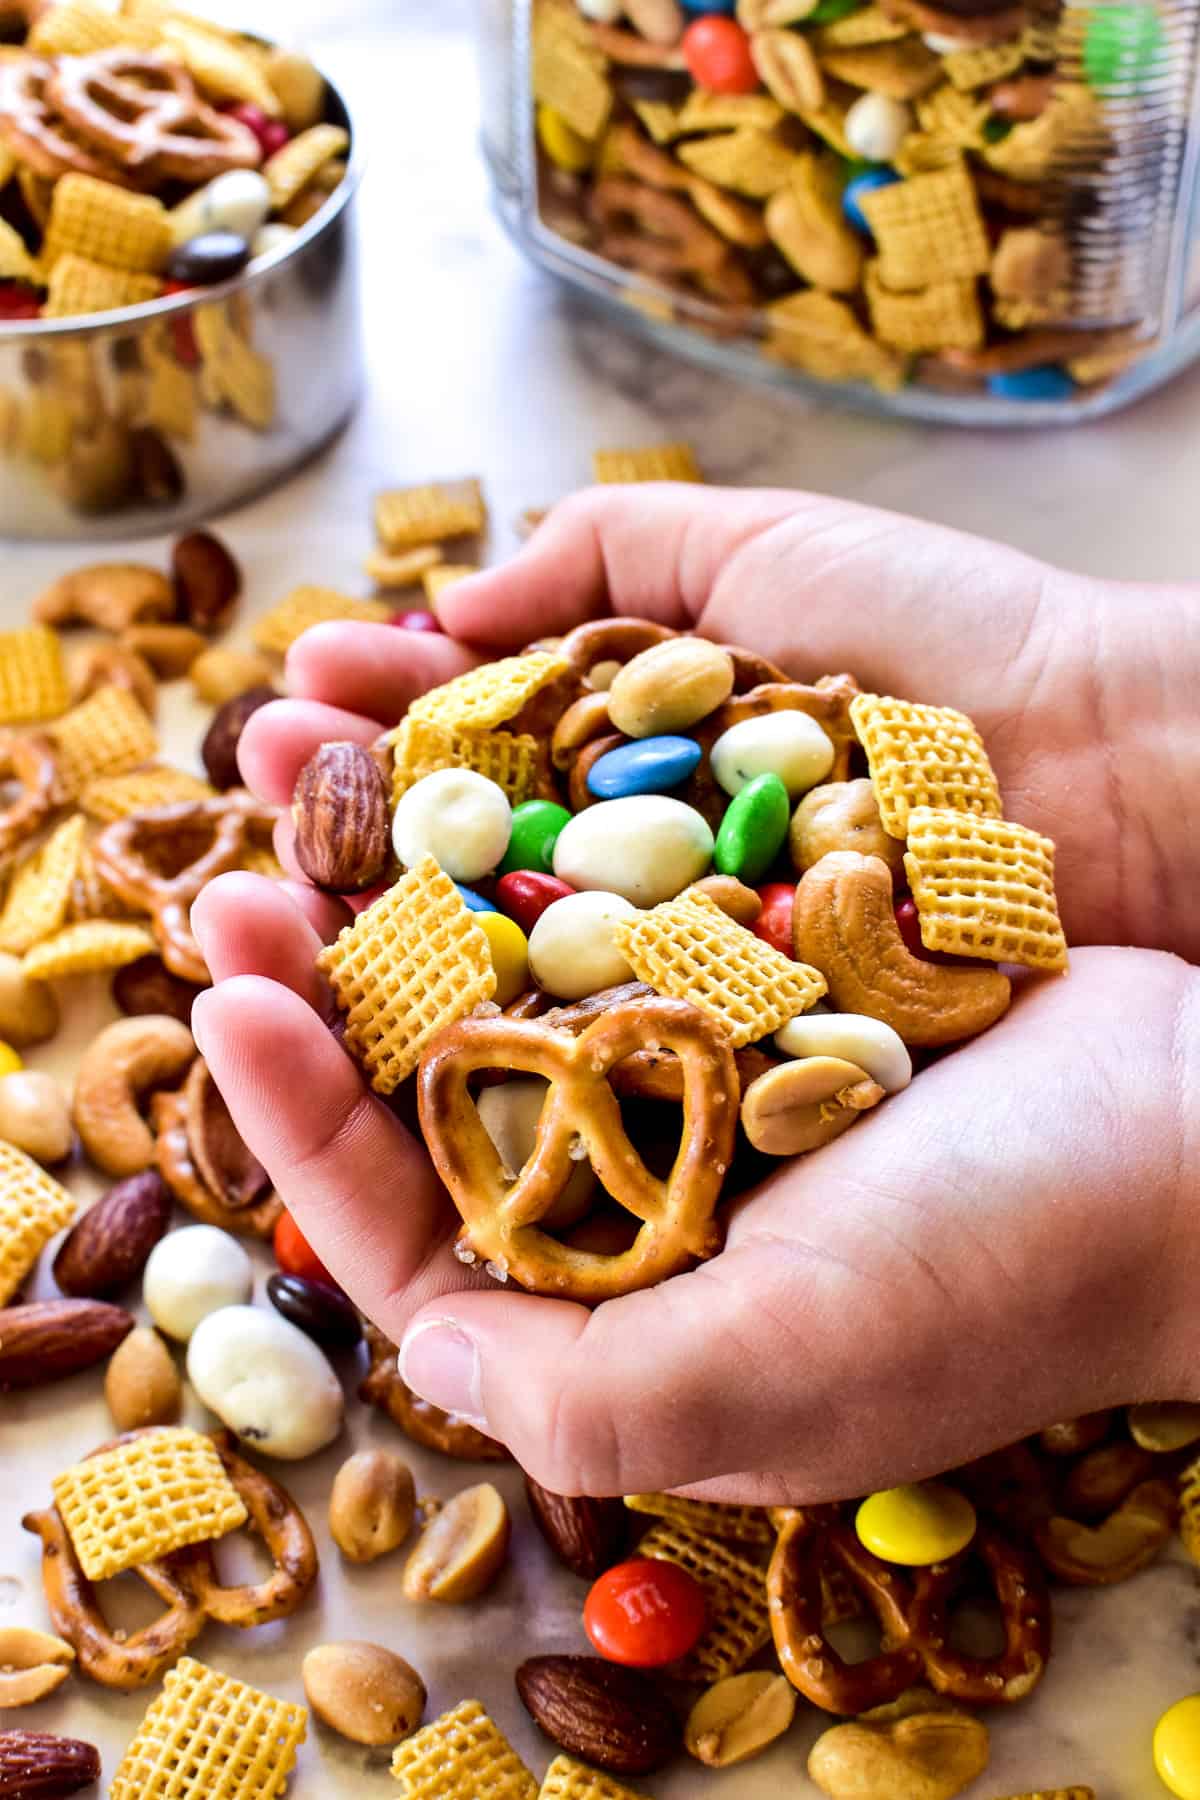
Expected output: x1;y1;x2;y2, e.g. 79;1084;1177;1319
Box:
0;0;362;538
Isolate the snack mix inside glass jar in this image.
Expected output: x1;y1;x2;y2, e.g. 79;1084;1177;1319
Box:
480;0;1200;422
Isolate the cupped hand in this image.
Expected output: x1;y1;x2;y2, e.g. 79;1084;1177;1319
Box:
192;484;1200;1501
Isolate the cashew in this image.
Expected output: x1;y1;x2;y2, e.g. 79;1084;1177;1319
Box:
792;853;1011;1047
809;1696;989;1800
0;1626;75;1707
70;642;158;717
72;1013;195;1176
687;874;763;926
741;1055;884;1155
1035;1479;1176;1585
121;623;208;679
0;952;59;1046
0;1071;73;1163
32;563;174;633
790;779;905;876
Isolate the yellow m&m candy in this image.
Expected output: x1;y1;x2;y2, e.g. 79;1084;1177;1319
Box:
1155;1695;1200;1798
536;104;593;174
0;1041;23;1079
855;1481;977;1566
478;910;530;1008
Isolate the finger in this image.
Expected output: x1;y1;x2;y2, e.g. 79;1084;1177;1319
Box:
237;698;379;806
285;621;480;719
277;878;350;944
192;874;342;1010
192;976;474;1325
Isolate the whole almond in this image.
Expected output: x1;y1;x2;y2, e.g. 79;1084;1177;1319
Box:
402;1482;510;1603
104;1325;182;1431
302;1641;426;1746
293;741;390;894
112;954;205;1025
0;1731;100;1796
0;1299;134;1392
201;685;276;790
329;1449;416;1563
172;529;242;632
516;1655;680;1775
525;1477;628;1579
53;1171;172;1299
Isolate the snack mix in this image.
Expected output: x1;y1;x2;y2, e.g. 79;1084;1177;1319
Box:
0;456;1196;1800
527;0;1148;403
0;0;350;512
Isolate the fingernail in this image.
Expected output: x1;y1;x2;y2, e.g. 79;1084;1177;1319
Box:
399;1318;487;1429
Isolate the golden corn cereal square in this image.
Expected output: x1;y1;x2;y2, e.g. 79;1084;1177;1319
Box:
375;478;487;552
0;216;40;283
49;685;158;796
81;766;215;822
389;716;545;807
317;855;496;1094
23;919;158;979
0;1142;77;1308
764;290;903;391
892;133;964;177
364;545;445;590
819;38;943;98
52;1428;248;1582
423;565;479;603
624;1492;773;1545
144;337;199;441
161;18;283;116
20;390;73;466
864;262;984;353
593;443;702;484
391;1699;537;1797
0;813;87;955
631;99;681;143
916;84;989;148
675;90;785;133
532;5;612;143
263;122;350;209
613;891;826;1048
638;1519;771;1681
849;691;1002;836
860;163;989;290
942;40;1025;88
0;624;70;723
28;0;161;53
539;1757;652;1800
43;254;162;319
408;650;568;731
43;174;171;274
110;1656;307;1800
813;4;910;47
982;83;1104;182
193;303;276;431
254;586;392;655
676;127;796;198
904;806;1068;972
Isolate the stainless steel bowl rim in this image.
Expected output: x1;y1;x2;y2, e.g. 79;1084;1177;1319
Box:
0;65;365;342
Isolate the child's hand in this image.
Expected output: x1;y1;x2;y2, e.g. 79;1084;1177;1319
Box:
192;484;1200;1502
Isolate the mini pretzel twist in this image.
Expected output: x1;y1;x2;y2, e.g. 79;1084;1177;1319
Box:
93;793;280;984
0;56;134;184
418;996;738;1303
360;1322;510;1461
768;1510;1051;1714
0;729;63;863
46;48;262;184
188;1433;318;1628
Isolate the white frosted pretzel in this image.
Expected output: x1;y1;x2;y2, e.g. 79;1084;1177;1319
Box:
46;48;261;184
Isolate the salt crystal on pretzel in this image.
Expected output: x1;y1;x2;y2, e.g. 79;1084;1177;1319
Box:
638;1518;772;1681
49;683;157;796
391;1698;537;1797
859;162;990;290
43;171;171;272
0;624;70;724
904;806;1068;972
262;121;349;210
52;1427;248;1582
388;715;545;807
409;649;568;731
592;442;702;483
254;585;391;655
625;1491;773;1545
24;918;157;979
110;1656;307;1800
374;477;487;552
613;890;826;1048
539;1758;652;1800
0;1142;77;1308
318;855;496;1094
864;262;984;353
44;251;161;318
849;690;1001;837
0;812;86;954
81;765;214;822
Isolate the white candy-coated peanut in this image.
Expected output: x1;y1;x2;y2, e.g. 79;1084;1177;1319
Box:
577;0;623;20
477;1076;596;1227
143;1225;253;1342
923;29;973;49
775;1011;912;1093
527;889;637;999
170;169;272;247
553;797;714;906
392;768;512;883
711;712;834;799
187;1304;344;1460
844;92;913;162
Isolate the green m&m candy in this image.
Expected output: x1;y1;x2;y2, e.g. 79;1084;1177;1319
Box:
713;773;790;885
1083;2;1167;91
498;799;573;875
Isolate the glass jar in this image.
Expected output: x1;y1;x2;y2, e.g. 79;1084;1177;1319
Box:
479;0;1200;423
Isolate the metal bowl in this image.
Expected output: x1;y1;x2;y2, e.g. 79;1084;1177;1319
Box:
0;70;363;540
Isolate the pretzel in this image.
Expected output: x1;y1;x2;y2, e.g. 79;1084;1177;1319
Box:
768;1509;1050;1714
46;48;262;184
360;1321;510;1461
0;55;132;183
685;672;860;825
0;730;63;863
153;1070;281;1241
24;1430;316;1689
93;793;280;983
590;177;733;278
418;997;738;1303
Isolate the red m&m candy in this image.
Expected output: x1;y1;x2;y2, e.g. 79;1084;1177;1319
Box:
584;1557;707;1667
682;16;759;93
495;870;576;935
274;1209;334;1285
227;102;288;158
752;881;796;959
0;282;41;321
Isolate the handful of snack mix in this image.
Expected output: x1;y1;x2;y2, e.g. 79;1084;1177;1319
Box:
300;601;1067;1305
528;0;1145;402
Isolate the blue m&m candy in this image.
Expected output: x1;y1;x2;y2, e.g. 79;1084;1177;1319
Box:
681;0;737;11
586;735;702;800
843;168;901;234
987;365;1078;402
454;882;497;912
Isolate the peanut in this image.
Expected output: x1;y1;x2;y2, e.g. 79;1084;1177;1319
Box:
402;1482;510;1603
741;1055;883;1155
790;778;904;875
685;1671;796;1767
329;1449;417;1563
607;638;734;739
302;1641;426;1746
